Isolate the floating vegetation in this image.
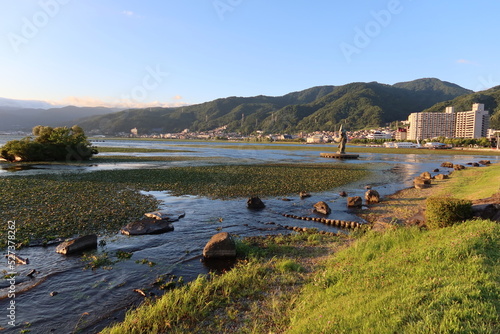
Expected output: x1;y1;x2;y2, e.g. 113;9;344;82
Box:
135;259;157;267
0;175;159;248
115;250;133;260
72;163;370;199
0;163;369;248
82;252;115;270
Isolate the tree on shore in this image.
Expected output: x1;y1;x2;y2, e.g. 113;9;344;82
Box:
0;125;98;162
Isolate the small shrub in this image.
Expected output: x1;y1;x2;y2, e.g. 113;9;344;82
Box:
425;197;473;229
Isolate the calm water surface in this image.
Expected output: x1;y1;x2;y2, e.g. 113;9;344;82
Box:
0;138;498;333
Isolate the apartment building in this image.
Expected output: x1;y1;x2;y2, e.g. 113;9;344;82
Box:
407;103;489;140
454;103;490;138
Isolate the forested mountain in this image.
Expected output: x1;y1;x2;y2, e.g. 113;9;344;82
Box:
70;78;473;134
422;85;500;129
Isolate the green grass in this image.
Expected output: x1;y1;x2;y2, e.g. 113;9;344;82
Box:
436;163;500;200
288;220;500;333
102;233;341;334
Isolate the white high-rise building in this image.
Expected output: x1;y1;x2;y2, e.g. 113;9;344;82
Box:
407;103;489;140
454;103;490;138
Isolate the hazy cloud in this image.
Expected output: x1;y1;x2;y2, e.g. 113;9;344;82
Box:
47;96;189;109
121;10;134;16
456;59;478;65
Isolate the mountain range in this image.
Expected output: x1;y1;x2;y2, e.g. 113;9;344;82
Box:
4;78;500;134
72;78;475;134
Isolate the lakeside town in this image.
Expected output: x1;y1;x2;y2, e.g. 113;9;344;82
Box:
1;103;499;149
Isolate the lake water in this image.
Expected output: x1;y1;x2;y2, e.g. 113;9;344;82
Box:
0;138;499;333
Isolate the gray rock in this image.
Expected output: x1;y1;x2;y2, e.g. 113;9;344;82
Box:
144;210;185;221
420;171;432;180
365;189;380;204
313;201;331;215
472;204;500;221
121;218;174;236
299;191;311;199
56;235;97;255
203;232;236;259
413;177;431;188
441;162;454;168
347;196;362;208
247;196;265;209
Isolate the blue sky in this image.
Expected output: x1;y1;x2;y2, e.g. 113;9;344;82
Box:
1;0;499;108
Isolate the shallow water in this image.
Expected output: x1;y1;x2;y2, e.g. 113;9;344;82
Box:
0;139;499;333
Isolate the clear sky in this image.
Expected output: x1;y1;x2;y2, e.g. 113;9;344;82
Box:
1;0;499;108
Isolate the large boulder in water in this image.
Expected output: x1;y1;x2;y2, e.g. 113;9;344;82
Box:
203;232;236;259
247;196;265;209
313;201;331;215
56;235;97;254
121;218;174;235
347;196;362;208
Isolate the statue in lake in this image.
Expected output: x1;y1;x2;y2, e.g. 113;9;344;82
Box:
319;124;358;159
335;124;347;154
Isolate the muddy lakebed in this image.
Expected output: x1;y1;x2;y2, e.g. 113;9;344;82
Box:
1;138;499;333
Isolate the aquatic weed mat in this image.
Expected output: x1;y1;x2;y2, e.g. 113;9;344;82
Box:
0;163;370;247
68;163;371;199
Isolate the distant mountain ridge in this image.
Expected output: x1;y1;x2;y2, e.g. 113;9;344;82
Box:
0;97;54;109
0;105;123;131
72;78;473;134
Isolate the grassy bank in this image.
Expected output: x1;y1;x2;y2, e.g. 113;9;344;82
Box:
100;232;344;334
0;163;368;247
436;163;500;200
289;220;499;333
102;164;500;333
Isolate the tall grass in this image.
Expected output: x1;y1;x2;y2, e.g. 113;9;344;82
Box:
288;220;500;333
